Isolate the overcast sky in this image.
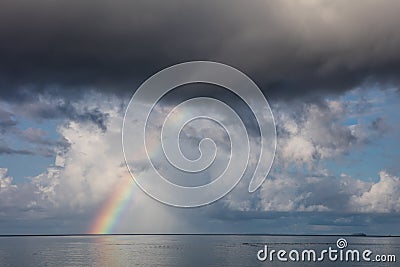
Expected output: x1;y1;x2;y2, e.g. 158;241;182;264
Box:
0;0;400;235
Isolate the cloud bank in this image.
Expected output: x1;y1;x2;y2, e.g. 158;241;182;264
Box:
0;92;398;234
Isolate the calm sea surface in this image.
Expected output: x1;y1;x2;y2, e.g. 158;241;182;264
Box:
0;235;398;266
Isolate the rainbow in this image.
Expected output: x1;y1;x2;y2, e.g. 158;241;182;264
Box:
89;175;136;234
88;109;189;234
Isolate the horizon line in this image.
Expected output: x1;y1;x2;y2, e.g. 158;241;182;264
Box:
0;233;399;237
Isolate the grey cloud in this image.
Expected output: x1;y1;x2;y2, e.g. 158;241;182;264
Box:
205;207;400;234
273;101;360;167
9;96;110;131
0;0;400;101
0;168;59;222
370;117;391;134
21;127;52;145
0;142;58;157
74;108;109;132
269;95;397;170
223;170;400;216
19;128;70;150
0;108;17;133
0;119;71;157
0;143;34;155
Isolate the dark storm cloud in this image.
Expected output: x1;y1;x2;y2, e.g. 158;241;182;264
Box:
0;0;400;101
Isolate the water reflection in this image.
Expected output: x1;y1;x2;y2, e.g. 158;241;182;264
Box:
0;235;398;266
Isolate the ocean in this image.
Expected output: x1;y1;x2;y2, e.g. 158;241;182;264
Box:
0;235;398;266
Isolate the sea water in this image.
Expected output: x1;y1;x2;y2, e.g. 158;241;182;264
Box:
0;235;398;266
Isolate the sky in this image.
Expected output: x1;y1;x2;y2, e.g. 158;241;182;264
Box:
0;0;400;235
